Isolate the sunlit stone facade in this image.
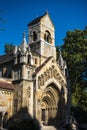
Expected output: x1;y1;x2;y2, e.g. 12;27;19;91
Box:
0;12;70;126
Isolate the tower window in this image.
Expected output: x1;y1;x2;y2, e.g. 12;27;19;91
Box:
35;58;37;64
44;30;52;44
17;52;21;63
28;54;31;64
33;31;37;41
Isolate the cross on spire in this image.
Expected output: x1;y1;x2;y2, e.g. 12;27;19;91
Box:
23;32;26;39
46;9;48;14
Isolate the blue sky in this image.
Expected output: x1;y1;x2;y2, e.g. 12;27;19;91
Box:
0;0;87;55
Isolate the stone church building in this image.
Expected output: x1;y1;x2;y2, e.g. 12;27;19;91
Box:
0;12;70;126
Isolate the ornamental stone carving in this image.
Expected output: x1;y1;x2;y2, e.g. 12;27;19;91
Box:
41;74;44;86
38;76;41;89
27;87;31;97
37;66;65;88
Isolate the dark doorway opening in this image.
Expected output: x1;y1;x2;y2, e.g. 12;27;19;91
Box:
0;112;2;127
41;109;46;124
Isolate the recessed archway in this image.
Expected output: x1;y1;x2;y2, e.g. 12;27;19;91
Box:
41;83;60;125
44;30;52;44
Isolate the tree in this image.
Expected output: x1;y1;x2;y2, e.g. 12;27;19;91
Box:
58;27;87;111
4;43;15;53
6;107;41;130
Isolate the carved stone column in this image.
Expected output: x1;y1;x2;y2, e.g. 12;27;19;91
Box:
41;74;44;86
38;76;41;89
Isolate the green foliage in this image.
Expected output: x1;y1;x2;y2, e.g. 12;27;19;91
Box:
57;27;87;112
4;43;15;53
71;106;87;123
6;107;41;130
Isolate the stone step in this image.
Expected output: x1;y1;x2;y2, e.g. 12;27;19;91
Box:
41;125;66;130
41;126;57;130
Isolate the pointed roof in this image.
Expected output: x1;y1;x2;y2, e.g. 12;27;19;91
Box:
20;32;28;53
0;80;15;90
28;12;46;26
58;49;64;68
0;51;14;64
28;11;51;26
21;38;27;47
14;46;18;55
21;32;27;47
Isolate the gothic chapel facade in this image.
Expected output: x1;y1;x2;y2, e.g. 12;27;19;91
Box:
0;12;70;125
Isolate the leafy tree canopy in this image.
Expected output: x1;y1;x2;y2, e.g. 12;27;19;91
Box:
4;43;15;53
57;27;87;111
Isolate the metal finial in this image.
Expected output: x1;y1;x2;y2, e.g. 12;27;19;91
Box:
46;9;48;14
23;32;26;38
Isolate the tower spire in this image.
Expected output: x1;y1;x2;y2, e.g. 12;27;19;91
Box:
58;47;64;68
46;9;48;14
58;47;68;76
23;32;26;39
19;32;28;54
22;32;27;45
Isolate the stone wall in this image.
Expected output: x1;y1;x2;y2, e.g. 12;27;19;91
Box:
0;89;14;117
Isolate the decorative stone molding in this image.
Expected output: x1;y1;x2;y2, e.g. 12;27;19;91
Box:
37;66;66;89
27;86;31;97
0;90;12;95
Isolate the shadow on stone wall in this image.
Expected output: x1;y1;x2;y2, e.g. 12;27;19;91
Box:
4;107;41;130
48;89;66;129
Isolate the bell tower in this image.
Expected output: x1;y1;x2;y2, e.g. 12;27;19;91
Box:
28;11;56;62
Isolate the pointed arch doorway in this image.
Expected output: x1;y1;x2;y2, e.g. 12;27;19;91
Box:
41;83;60;125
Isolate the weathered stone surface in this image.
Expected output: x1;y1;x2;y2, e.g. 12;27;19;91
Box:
0;12;70;128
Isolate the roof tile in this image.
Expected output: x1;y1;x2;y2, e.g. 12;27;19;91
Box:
0;81;15;90
0;51;14;64
28;12;47;26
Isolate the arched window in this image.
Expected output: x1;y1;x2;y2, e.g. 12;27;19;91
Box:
44;30;52;44
35;58;37;64
33;31;37;41
17;52;21;63
28;54;31;64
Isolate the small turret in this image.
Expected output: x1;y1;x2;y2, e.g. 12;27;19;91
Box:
20;32;28;54
58;49;68;76
13;46;18;64
13;32;33;65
